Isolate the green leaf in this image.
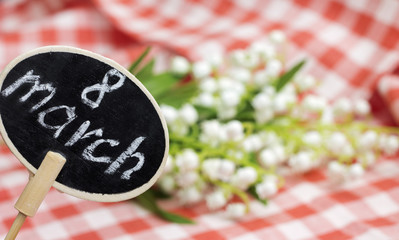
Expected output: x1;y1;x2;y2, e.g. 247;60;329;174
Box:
248;152;257;164
135;59;155;83
235;109;254;121
135;191;158;211
157;82;198;108
135;190;195;224
142;72;181;99
127;47;197;108
151;188;172;199
248;186;268;205
128;46;151;74
195;105;217;120
157;209;195;224
275;59;306;92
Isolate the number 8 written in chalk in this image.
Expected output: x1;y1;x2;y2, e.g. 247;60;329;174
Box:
1;68;146;180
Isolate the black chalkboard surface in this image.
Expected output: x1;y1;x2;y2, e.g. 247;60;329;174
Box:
0;46;169;202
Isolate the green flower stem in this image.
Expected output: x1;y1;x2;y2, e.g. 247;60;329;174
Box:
212;179;250;212
190;124;200;139
170;134;208;151
231;153;275;176
242;122;255;136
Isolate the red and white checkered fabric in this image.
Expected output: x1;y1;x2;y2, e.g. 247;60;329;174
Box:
1;0;399;239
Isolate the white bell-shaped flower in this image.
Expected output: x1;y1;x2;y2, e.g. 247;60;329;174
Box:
265;59;282;77
328;161;347;182
327;132;349;155
220;90;241;108
255;109;274;124
379;134;399;156
294;75;316;92
348;163;364;178
262;86;276;96
206;190;227;210
353;98;370;116
302;131;322;146
230;166;258;190
254;70;270;87
272;145;286;163
273;92;295;114
200;120;224;144
242;135;264;152
206;52;223;68
179;104;198;125
358;130;378;150
360;151;376;166
230;49;259;69
259;148;278;167
196;92;215;107
176;171;199;187
288;151;314;172
160;105;178;124
252;92;273;110
228;67;251;83
333;97;353;116
269;30;286;44
158;175;175;193
199;77;218;93
249;41;276;60
202;158;222;180
175;149;199;171
217;105;237;120
302;95;327;113
226;203;246;218
218;159;236;181
225;120;244;141
255;178;278;200
178;186;202;205
192;60;212;79
170;56;190;75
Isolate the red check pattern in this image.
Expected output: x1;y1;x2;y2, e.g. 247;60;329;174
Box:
1;0;399;239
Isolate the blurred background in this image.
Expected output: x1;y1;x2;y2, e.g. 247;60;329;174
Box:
1;0;399;239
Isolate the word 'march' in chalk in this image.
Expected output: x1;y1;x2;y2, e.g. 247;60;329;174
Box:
64;120;104;147
105;136;146;180
1;67;143;178
37;105;77;138
1;70;56;112
0;46;168;202
82;138;120;163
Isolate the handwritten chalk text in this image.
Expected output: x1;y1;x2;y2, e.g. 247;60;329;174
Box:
1;69;145;180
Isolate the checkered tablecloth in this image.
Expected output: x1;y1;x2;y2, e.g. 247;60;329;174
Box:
1;0;399;239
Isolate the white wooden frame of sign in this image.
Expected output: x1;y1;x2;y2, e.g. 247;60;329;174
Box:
0;46;169;203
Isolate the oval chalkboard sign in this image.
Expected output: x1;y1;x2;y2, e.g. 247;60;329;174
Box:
0;46;169;202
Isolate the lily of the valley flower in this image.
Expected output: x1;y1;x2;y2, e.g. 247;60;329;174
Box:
152;30;399;220
230;166;258;190
255;177;278;200
171;56;190;76
206;190;228;210
226;203;247;218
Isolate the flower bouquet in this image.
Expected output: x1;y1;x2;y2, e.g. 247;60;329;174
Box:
130;31;399;223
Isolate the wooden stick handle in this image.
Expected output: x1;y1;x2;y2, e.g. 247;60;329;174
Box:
5;151;66;240
5;213;26;240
